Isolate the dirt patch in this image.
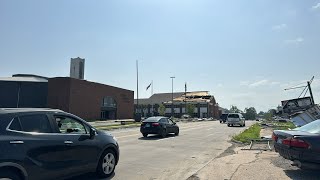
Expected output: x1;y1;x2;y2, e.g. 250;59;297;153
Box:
216;143;239;158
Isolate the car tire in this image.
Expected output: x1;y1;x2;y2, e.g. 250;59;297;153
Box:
0;169;22;180
96;149;117;178
160;129;167;138
142;133;148;137
175;129;179;136
227;124;230;127
220;121;222;123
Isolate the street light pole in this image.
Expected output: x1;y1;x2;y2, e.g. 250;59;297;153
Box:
170;76;175;117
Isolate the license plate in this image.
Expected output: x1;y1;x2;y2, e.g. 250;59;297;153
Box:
145;123;150;128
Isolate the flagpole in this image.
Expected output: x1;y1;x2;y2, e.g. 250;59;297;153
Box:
151;80;153;96
151;80;154;116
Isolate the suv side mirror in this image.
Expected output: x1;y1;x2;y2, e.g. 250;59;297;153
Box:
90;128;96;138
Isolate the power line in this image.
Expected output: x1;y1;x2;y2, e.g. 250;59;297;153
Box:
298;86;308;98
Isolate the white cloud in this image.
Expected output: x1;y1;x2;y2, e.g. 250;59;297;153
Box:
240;81;250;86
270;81;281;86
240;79;281;88
312;2;320;10
249;79;269;87
272;24;287;31
285;37;304;44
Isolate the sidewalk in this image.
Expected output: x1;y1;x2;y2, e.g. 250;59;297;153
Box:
187;128;293;180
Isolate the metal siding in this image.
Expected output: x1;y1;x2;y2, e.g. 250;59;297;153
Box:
0;81;47;108
19;82;48;108
0;81;19;108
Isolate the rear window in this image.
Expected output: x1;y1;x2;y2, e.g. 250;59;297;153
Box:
228;114;239;118
143;117;161;122
18;114;52;133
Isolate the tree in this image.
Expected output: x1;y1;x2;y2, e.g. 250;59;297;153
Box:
244;107;257;120
230;105;241;113
264;112;273;121
268;109;277;116
186;104;196;117
159;104;166;116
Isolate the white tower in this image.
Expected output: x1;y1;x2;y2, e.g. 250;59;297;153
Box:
70;57;85;79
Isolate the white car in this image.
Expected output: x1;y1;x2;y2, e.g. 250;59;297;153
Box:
227;113;246;127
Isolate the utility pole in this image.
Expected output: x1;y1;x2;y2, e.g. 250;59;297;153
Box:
170;77;175;117
136;60;140;120
185;82;187;115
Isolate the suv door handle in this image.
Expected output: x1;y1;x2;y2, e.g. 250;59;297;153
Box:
64;141;73;145
10;141;24;144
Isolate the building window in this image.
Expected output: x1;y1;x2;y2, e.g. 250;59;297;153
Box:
102;97;117;108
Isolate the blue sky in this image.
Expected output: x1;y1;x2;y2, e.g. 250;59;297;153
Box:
1;0;320;112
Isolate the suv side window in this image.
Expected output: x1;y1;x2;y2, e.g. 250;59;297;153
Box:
168;119;174;125
8;117;22;131
55;116;87;134
18;114;52;133
163;118;169;123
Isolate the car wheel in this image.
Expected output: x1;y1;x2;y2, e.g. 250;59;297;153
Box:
160;129;167;138
243;122;246;127
175;129;179;136
220;121;222;123
0;169;22;180
97;149;117;178
142;133;148;137
227;124;230;127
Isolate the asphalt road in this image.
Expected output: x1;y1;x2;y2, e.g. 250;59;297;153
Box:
71;121;255;180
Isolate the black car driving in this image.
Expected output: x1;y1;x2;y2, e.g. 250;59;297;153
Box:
273;120;320;169
0;108;119;180
140;116;179;138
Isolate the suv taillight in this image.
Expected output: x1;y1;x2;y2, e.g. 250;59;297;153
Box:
152;123;160;127
282;138;310;149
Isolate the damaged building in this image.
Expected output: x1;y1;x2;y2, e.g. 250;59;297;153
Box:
134;91;220;118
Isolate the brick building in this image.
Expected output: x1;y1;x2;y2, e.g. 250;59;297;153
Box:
0;74;134;120
48;77;134;120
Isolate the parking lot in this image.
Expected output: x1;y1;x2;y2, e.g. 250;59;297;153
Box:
71;121;254;180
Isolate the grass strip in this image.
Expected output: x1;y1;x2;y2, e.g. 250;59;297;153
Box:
233;123;261;143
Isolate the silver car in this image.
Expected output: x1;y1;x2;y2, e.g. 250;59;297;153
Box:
227;113;246;127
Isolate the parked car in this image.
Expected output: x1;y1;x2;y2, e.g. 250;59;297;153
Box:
140;116;179;138
273;120;320;169
227;113;246;127
220;113;229;123
0;108;119;180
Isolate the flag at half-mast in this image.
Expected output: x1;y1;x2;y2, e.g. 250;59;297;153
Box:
146;82;152;91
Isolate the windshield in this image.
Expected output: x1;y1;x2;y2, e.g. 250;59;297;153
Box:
228;114;239;118
295;120;320;134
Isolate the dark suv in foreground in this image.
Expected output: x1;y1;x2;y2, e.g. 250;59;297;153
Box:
0;108;119;180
